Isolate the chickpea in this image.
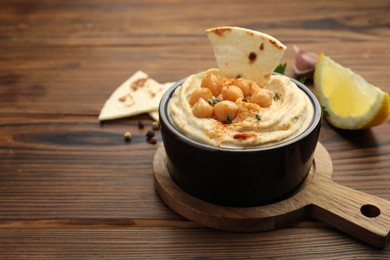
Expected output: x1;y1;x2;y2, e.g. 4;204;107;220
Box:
213;100;238;123
251;88;274;108
188;88;213;106
221;85;244;102
192;98;214;118
201;71;223;96
235;79;253;97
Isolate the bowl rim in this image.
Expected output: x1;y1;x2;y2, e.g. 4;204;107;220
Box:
159;73;322;153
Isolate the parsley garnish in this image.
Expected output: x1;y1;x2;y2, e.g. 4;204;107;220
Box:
273;92;280;101
322;106;330;117
236;74;241;78
256;114;261;121
242;97;250;102
298;76;307;84
227;113;233;124
208;98;221;105
274;63;287;74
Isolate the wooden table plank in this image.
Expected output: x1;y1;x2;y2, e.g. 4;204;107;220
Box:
0;227;389;259
0;115;184;220
0;41;389;115
0;0;389;46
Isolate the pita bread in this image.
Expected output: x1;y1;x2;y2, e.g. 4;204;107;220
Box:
206;26;286;87
98;71;173;121
148;82;175;121
148;110;159;121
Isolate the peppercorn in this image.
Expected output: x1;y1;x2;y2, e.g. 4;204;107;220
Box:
138;121;145;129
148;136;157;144
152;121;160;130
123;131;132;142
145;130;155;140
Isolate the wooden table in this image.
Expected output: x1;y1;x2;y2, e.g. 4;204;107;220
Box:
1;0;389;258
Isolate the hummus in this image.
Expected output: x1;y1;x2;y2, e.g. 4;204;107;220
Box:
168;69;314;148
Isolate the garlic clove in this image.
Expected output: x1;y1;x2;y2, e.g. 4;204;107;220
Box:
293;45;318;77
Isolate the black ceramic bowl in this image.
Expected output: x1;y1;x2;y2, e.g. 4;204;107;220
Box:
159;75;321;207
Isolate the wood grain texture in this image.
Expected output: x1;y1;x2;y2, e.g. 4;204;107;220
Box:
0;0;389;115
0;115;181;219
0;0;390;258
0;227;389;259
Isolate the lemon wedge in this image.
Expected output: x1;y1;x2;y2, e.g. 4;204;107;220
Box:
314;53;390;129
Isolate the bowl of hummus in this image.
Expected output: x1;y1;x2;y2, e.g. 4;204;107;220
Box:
159;27;322;206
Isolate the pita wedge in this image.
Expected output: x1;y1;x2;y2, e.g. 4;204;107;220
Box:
206;26;286;87
99;71;173;121
148;81;175;121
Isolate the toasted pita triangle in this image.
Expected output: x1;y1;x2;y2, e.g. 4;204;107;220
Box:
98;71;173;121
206;26;286;87
148;82;175;121
148;110;159;121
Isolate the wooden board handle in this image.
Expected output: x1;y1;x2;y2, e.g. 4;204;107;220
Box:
309;179;390;248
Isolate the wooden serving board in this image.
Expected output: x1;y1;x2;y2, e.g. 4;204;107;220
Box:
153;143;390;248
